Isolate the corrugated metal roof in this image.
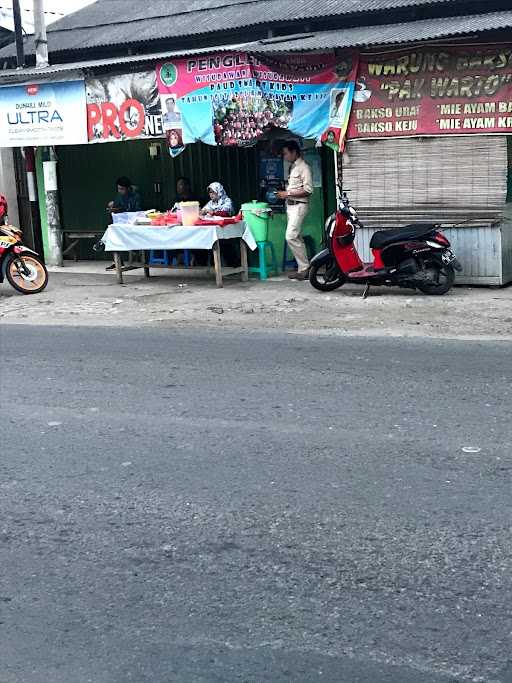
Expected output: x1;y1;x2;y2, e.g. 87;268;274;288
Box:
0;1;96;33
31;0;462;33
0;8;509;84
246;9;512;51
0;41;246;84
0;0;459;59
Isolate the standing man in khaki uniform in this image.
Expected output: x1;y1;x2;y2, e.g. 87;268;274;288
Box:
277;141;313;280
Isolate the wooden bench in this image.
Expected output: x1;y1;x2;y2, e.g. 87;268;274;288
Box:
62;230;104;261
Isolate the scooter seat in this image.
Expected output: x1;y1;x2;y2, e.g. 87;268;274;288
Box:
370;223;437;250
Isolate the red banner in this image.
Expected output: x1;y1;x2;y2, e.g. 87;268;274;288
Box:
347;44;512;139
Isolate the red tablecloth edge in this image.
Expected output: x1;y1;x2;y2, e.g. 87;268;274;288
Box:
150;216;243;228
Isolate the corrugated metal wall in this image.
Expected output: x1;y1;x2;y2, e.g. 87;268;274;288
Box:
501;213;512;284
343;136;508;227
163;142;259;210
57;140;259;232
354;223;512;285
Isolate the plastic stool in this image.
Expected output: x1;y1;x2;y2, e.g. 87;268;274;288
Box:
282;241;296;272
170;250;192;267
248;241;278;280
282;236;315;271
150;250;192;267
149;250;170;265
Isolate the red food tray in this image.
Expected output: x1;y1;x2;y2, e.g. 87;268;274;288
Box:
194;217;241;227
150;213;180;226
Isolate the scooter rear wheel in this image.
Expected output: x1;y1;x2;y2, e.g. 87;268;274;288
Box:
417;262;455;296
309;257;345;292
5;253;48;294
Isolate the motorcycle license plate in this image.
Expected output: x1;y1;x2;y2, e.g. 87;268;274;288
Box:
441;250;456;265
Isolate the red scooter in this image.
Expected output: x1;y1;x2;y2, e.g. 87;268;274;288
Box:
0;195;48;294
309;192;461;296
0;223;48;294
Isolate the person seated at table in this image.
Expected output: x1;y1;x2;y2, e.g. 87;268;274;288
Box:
171;176;199;210
200;182;235;217
170;177;202;266
201;182;240;266
107;177;142;215
105;177;142;270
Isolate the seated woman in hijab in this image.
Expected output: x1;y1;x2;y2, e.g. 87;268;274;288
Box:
200;182;235;217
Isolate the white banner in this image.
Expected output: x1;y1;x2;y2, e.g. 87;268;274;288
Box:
0;80;88;147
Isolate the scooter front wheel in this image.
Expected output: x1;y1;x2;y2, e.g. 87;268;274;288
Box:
5;253;48;294
309;257;345;292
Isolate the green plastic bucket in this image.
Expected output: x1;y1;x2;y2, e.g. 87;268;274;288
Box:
241;201;271;242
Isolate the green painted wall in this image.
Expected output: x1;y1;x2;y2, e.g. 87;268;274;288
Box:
260;146;336;268
56;139;336;267
263;188;326;269
35;148;50;261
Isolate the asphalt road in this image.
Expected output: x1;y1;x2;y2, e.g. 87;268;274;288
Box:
1;324;511;683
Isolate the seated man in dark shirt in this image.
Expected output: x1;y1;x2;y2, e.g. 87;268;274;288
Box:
171;176;199;210
107;176;142;215
105;176;142;270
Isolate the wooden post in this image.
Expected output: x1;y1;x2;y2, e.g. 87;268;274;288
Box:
240;239;248;282
143;251;150;278
114;252;123;284
212;242;223;288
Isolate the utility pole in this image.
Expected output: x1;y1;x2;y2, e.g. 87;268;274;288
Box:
13;3;43;258
33;0;49;68
12;0;25;68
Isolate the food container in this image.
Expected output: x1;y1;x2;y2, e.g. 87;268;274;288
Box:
181;201;200;226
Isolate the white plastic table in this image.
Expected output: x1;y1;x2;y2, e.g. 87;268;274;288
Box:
101;220;257;287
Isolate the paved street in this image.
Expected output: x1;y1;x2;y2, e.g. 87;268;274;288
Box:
1;324;512;682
